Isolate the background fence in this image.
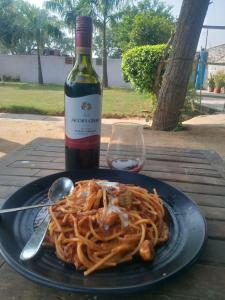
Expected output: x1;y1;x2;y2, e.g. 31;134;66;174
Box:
0;55;130;88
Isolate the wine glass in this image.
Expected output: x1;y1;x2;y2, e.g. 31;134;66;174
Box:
106;122;145;172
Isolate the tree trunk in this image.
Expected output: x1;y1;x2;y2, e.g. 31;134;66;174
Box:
37;45;43;84
102;15;108;88
153;32;175;96
152;0;210;131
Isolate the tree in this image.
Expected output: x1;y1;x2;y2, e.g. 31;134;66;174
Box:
88;0;126;88
110;6;137;54
130;13;174;47
152;0;210;130
24;5;63;84
137;0;173;21
45;0;90;54
0;1;66;59
0;0;28;54
111;0;174;54
93;5;137;58
93;29;121;59
53;36;75;56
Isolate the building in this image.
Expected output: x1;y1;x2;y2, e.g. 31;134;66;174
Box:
207;44;225;82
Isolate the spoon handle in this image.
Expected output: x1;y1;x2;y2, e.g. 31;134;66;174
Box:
0;202;52;214
20;214;50;261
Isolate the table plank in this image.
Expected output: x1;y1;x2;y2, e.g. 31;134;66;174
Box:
0;175;37;187
200;206;225;221
166;181;225;196
16;155;57;162
34;169;64;177
140;164;221;178
100;157;218;171
0;253;4;268
22;150;63;158
9;160;64;170
153;263;225;300
145;154;209;164
100;148;211;164
101;150;211;165
0;198;6;204
204;149;225;180
27;145;64;153
149;168;220;179
0;262;225;300
142;170;225;186
200;239;225;265
145;148;208;159
185;193;225;208
0;186;19;199
26;138;64;148
207;220;225;239
0;167;39;176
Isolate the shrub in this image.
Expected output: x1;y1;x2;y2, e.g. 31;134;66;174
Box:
122;44;166;93
214;71;225;88
2;75;20;82
208;73;215;89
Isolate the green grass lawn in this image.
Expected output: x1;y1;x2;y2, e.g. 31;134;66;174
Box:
0;82;153;117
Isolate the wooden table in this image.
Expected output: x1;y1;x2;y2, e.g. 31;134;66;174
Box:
0;137;225;299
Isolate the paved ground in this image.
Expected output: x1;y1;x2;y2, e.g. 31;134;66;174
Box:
1;113;225;160
196;90;225;112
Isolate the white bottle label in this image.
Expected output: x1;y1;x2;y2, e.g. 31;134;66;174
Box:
65;94;102;139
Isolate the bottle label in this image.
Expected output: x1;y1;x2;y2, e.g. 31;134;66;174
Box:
76;47;91;55
65;94;102;149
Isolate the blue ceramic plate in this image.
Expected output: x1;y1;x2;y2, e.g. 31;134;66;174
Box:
0;169;207;294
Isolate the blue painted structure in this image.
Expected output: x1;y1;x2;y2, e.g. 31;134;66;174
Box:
195;49;208;89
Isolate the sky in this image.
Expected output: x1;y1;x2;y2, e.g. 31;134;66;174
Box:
27;0;225;50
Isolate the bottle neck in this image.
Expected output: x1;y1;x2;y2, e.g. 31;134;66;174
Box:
75;47;92;66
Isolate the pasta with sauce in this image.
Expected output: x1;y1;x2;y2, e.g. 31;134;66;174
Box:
45;179;169;276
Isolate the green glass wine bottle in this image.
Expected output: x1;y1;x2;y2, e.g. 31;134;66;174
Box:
64;16;102;171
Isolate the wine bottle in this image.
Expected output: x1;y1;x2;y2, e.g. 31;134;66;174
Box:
64;16;102;171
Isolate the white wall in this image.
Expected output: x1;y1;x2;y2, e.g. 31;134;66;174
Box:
0;54;130;88
208;64;225;76
203;64;225;88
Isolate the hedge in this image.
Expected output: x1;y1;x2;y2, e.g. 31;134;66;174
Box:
122;44;166;93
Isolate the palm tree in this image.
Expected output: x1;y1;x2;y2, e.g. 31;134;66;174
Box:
89;0;125;88
24;5;63;84
45;0;87;53
45;0;126;88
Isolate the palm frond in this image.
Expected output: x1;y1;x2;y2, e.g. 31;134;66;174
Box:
44;1;64;14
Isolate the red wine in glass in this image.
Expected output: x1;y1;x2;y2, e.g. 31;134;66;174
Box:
107;158;143;172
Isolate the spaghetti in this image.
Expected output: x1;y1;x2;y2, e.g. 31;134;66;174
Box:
45;179;169;276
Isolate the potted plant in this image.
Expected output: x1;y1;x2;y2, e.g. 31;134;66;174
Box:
214;71;225;93
221;72;225;93
208;74;215;92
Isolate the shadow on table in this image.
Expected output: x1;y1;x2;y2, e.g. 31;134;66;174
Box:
0;138;22;155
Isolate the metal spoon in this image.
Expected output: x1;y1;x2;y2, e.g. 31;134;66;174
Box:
19;177;74;261
0;177;74;214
